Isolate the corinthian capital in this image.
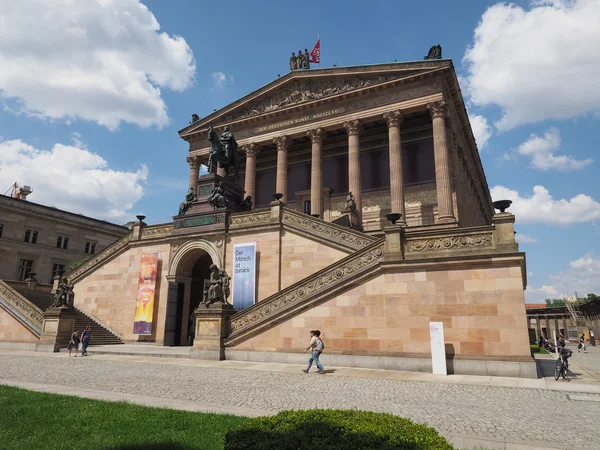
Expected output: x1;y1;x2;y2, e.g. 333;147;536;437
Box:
427;100;447;120
186;155;200;166
242;143;260;157
383;111;403;128
273;135;290;150
307;127;325;144
343;120;361;136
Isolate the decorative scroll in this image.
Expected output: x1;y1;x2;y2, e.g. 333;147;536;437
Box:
0;280;43;335
229;240;385;338
230;211;271;227
69;233;132;282
282;209;376;251
405;233;493;253
141;224;172;239
173;214;226;229
133;253;159;335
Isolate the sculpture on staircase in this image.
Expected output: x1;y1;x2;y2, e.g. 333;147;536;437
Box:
49;277;74;309
200;264;231;306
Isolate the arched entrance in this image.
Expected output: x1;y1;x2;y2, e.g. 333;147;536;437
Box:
165;240;221;346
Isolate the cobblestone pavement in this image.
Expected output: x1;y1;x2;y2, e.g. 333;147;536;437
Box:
1;353;599;448
568;344;600;381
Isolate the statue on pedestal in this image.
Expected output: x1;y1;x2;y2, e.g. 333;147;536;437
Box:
424;45;442;60
49;277;74;309
207;126;240;180
178;187;197;215
239;196;253;211
289;52;297;71
303;49;311;69
345;192;357;212
201;264;231;305
208;181;231;209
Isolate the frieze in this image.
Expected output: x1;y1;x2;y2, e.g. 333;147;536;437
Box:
0;281;44;330
69;233;133;281
405;233;493;253
141;224;173;239
282;210;377;251
230;211;271;227
229;241;385;336
173;214;226;229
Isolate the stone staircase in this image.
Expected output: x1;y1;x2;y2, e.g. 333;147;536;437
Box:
73;307;123;346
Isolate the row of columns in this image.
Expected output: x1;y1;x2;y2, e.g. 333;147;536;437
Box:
187;101;456;224
533;315;569;339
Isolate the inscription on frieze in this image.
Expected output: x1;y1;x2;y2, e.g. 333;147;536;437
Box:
173;214;226;229
198;184;213;196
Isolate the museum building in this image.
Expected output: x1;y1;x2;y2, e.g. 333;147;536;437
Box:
0;57;535;377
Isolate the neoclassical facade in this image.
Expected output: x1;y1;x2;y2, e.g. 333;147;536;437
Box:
0;60;535;377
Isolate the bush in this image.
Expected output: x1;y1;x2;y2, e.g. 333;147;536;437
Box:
530;344;541;353
224;409;453;450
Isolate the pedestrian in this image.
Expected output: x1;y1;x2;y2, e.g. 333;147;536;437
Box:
578;333;587;353
302;330;325;374
67;328;80;357
80;326;92;356
558;334;566;348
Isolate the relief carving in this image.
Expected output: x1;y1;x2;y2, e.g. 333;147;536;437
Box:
405;233;493;253
0;281;44;330
230;211;271;227
69;233;132;281
141;224;173;239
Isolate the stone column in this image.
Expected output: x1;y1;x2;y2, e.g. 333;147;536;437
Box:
308;128;325;217
427;101;456;223
186;156;200;190
544;315;549;338
243;143;259;203
554;317;560;341
274;136;290;204
562;316;568;338
535;316;541;339
344;120;362;222
384;111;406;225
36;307;76;353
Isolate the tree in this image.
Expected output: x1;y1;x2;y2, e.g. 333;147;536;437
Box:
545;298;565;307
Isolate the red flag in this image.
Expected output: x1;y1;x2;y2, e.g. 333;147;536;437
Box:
309;38;320;63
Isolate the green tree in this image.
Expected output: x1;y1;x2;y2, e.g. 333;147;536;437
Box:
545;298;565;307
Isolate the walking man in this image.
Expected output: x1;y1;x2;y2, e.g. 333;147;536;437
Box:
303;330;325;374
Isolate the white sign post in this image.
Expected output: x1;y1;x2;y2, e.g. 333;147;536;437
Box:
232;242;256;311
430;321;447;375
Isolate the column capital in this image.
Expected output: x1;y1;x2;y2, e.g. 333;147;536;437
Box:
427;100;447;120
343;120;361;136
186;155;201;166
242;143;260;157
273;135;291;149
383;110;404;128
307;127;325;143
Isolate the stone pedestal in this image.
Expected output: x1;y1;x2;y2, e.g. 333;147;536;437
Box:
383;225;405;261
35;307;76;353
190;303;236;360
493;212;519;253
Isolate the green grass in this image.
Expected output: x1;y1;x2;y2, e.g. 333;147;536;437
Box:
0;385;249;450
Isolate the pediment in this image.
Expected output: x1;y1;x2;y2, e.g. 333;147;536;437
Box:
180;61;451;138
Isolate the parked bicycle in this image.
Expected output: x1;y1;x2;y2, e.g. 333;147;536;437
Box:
554;347;573;381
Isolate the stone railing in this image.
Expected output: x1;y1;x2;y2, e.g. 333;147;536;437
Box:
282;208;378;252
68;232;133;282
229;207;272;229
141;223;173;239
404;225;495;259
0;280;43;337
226;238;385;345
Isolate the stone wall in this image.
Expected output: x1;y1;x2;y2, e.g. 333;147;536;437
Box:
73;242;171;343
0;307;39;343
233;262;530;361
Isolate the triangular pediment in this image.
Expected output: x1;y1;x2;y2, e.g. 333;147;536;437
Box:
179;60;451;138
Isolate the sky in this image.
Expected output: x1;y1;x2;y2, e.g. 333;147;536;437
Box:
0;0;598;303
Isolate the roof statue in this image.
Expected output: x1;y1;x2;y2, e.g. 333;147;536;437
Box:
424;45;442;60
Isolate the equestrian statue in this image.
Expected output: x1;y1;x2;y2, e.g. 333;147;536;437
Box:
207;126;240;181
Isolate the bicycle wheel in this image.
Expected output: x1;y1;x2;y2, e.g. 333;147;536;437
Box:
554;363;561;381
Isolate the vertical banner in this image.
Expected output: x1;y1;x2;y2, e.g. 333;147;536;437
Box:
430;321;447;375
133;252;159;335
232;242;256;311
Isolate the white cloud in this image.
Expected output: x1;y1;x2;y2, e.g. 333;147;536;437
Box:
0;138;147;220
526;254;600;302
491;185;600;225
527;272;534;277
212;72;233;89
516;128;592;171
515;233;539;244
463;0;600;130
469;114;492;150
0;0;196;130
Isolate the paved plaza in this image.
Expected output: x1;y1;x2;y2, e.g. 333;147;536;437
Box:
2;348;600;450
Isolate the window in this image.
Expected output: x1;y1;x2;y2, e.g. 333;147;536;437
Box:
85;241;96;254
50;264;65;283
56;235;69;249
0;223;3;238
24;229;38;244
18;259;34;281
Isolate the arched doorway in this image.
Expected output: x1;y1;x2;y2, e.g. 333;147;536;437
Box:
165;241;220;346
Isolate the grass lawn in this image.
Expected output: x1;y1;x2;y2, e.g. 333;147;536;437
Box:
0;385;249;450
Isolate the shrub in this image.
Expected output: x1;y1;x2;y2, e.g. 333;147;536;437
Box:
539;348;551;354
224;409;453;450
530;344;541;353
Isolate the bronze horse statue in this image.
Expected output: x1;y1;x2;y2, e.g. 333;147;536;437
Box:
207;126;240;180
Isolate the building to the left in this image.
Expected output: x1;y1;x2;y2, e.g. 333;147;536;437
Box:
0;189;130;284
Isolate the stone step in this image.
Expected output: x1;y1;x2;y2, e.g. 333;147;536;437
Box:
73;308;123;346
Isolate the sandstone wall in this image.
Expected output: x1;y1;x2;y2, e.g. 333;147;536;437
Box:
0;308;39;343
73;243;171;343
233;263;530;360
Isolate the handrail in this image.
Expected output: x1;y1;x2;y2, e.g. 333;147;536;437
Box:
68;231;133;282
0;280;43;337
226;238;385;345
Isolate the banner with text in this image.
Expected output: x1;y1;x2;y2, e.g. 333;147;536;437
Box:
133;252;159;335
232;242;256;311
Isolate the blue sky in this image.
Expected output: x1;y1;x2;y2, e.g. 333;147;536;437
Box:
0;0;598;301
